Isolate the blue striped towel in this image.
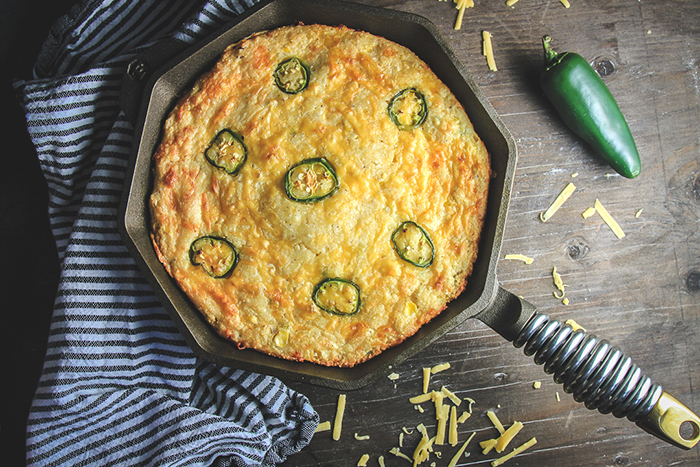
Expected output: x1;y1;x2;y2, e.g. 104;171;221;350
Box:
14;1;319;465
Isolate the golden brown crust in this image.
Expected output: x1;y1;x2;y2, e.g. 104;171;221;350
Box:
149;24;490;367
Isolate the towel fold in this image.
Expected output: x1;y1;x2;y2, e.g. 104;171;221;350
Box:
14;1;318;465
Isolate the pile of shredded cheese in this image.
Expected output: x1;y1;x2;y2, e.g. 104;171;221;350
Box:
316;364;542;466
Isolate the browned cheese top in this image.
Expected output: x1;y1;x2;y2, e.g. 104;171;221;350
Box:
149;24;490;367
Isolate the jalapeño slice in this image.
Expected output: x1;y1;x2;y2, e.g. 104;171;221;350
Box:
285;157;339;203
274;57;310;94
388;88;428;130
205;129;247;174
391;221;434;268
189;236;239;278
313;278;361;316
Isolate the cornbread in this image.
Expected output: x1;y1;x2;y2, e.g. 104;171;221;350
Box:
149;24;490;367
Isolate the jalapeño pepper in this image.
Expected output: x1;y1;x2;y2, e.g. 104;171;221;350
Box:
540;35;641;178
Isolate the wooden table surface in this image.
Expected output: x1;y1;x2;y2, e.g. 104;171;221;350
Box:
3;1;699;466
277;1;700;466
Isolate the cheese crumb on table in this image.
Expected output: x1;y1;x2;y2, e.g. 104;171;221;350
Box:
357;454;370;466
582;206;596;218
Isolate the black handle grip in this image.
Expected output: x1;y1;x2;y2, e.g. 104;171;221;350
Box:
514;311;700;449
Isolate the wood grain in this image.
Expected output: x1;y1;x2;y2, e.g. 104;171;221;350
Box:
279;1;700;466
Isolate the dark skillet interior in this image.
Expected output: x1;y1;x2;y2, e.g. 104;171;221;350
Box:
119;0;517;390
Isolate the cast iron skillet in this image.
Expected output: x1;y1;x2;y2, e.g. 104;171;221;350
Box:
118;0;700;449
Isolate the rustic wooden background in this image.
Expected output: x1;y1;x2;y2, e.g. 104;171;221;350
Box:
3;0;699;466
278;1;700;466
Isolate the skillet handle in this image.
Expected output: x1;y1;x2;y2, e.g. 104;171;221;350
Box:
120;37;190;125
476;286;700;450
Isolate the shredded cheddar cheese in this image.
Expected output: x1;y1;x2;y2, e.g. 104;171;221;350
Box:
357;454;370;466
533;381;541;389
581;206;596;218
482;31;498;71
410;391;435;404
635;208;644;218
491;437;538;466
480;438;498;454
594;199;625;238
487;410;506;434
540;182;576;222
389;447;412;463
457;411;471;424
354;433;370;441
441;386;462;406
333;394;346;441
504;253;534;264
431;362;451;374
449;406;459;446
559;0;571;8
448;432;475;467
378;456;386;467
434;392;445;421
506;0;520;6
315;421;331;432
552;267;567;299
388;372;400;381
565;319;585;332
495;421;524;452
465;397;475;413
423;367;431;393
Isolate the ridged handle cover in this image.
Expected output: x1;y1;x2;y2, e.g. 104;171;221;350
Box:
514;312;700;449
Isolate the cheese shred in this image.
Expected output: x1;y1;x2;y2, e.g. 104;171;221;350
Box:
448;432;475;467
441;386;462;406
431;362;451;374
495;421;524;452
491;437;538;466
409;391;435;404
540;182;576;222
559;0;571;8
315;421;331;433
565;319;585;332
332;394;346;441
594;199;625;238
449;406;459;446
581;206;596;219
389;447;412;463
482;31;498;71
487;410;505;434
552;267;567;299
504;253;534;264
